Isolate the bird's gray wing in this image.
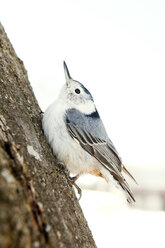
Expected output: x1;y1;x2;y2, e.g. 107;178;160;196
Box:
65;108;135;202
65;109;122;170
66;119;123;177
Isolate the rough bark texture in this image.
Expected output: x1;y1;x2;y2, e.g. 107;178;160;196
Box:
0;23;96;248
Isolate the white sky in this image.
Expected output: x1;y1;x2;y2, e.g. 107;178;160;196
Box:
1;0;165;175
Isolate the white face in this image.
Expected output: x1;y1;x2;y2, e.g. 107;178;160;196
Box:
60;62;96;114
67;79;92;103
59;79;96;115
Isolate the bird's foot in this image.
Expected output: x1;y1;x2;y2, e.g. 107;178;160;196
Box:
57;161;68;172
57;162;82;200
68;175;82;200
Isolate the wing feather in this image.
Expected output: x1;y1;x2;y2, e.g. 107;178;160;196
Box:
65;110;135;202
67;122;123;179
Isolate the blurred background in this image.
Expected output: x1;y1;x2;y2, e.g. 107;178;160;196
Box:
1;1;165;247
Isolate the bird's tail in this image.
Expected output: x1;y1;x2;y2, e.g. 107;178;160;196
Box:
118;180;135;203
122;165;138;185
110;171;135;203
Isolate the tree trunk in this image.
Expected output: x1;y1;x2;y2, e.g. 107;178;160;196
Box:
0;23;96;248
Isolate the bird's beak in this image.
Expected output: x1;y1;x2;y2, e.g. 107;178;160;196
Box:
63;61;72;85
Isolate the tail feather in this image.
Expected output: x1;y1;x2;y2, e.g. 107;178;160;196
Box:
122;165;138;185
111;171;136;203
119;181;135;203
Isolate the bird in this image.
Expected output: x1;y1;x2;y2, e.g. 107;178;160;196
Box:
42;61;136;203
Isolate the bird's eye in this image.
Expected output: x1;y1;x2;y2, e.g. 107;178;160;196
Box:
75;88;80;94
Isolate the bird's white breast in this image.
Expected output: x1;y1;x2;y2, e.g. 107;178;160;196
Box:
42;100;97;175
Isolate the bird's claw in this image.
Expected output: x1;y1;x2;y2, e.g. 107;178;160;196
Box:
68;176;82;200
57;161;68;172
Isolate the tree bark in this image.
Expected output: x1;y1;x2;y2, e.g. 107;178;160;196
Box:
0;23;96;248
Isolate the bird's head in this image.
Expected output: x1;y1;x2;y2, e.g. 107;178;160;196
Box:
59;61;96;115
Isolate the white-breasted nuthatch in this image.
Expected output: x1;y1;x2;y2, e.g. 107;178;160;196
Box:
42;62;136;202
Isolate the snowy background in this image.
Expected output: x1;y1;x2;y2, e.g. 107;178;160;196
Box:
1;1;165;247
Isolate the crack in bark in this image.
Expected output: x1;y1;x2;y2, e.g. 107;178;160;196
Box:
7;140;50;244
0;122;50;244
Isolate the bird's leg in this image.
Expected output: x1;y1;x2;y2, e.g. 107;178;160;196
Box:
57;162;82;200
68;174;82;200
